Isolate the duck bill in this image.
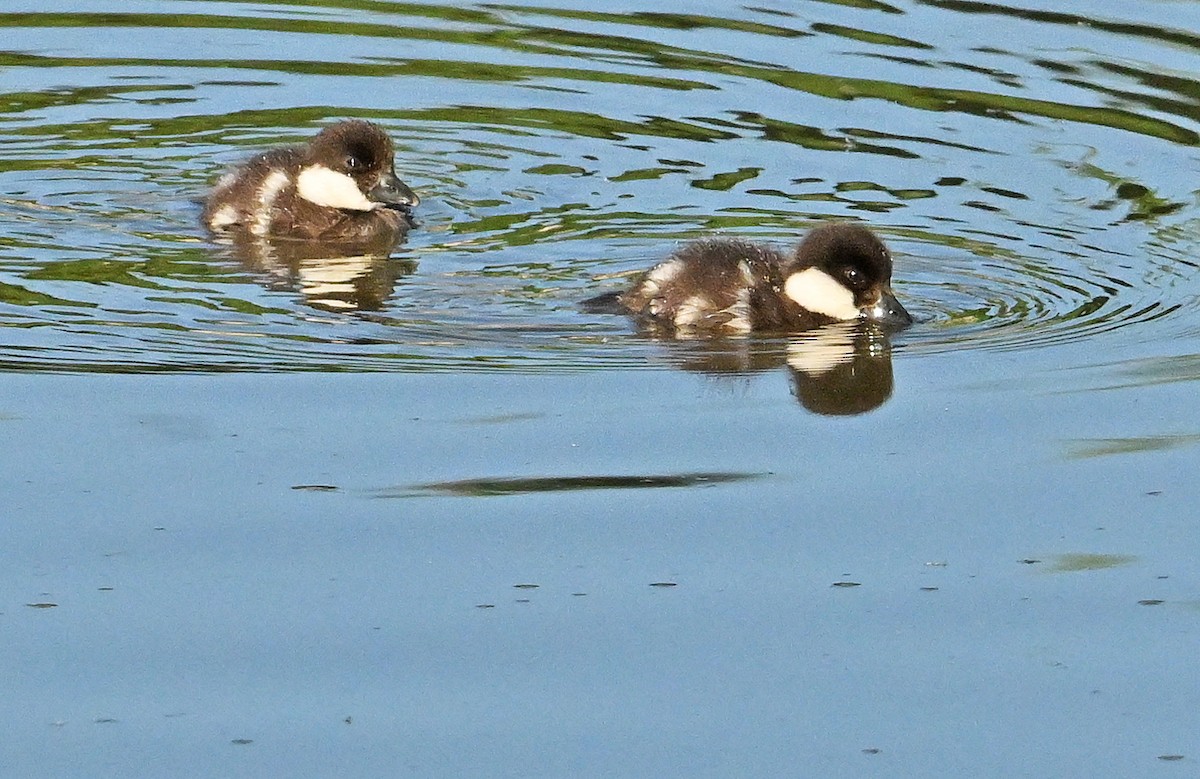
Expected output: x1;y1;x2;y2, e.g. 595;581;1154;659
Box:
368;171;420;209
861;287;912;329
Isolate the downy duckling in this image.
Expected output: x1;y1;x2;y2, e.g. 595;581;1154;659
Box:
586;223;911;334
202;120;418;242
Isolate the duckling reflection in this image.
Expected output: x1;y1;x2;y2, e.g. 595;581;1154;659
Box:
666;321;896;415
219;230;416;312
786;322;895;415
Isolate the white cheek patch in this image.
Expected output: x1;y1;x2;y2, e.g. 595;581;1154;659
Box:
783;268;859;321
296;164;376;211
251;169;291;236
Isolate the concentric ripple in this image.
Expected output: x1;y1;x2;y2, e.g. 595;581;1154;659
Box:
1;1;1199;372
889;221;1199;355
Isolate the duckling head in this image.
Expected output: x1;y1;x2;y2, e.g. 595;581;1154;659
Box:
296;120;419;212
782;223;912;327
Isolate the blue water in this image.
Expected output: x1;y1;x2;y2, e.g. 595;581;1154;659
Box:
3;1;1200;775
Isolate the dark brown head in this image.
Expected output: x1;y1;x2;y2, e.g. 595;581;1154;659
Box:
296;120;419;212
781;223;911;327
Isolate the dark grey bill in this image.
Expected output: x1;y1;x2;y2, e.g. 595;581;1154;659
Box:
863;288;913;329
369;171;420;209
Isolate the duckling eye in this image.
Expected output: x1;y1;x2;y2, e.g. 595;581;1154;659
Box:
840;266;865;288
345;155;362;171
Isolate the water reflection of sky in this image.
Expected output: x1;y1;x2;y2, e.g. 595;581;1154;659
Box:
4;1;1200;775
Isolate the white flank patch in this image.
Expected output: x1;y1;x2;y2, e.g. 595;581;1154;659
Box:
207;204;240;229
674;294;711;328
251;169;291;236
717;286;752;333
296;164;375;211
639;258;683;300
783;268;859;320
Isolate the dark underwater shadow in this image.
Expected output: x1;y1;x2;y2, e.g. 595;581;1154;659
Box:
378;471;765;498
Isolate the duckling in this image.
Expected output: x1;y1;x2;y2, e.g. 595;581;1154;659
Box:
202;120;419;242
586;223;911;334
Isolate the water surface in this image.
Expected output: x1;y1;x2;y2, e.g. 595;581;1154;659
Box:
4;0;1200;372
3;1;1200;775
